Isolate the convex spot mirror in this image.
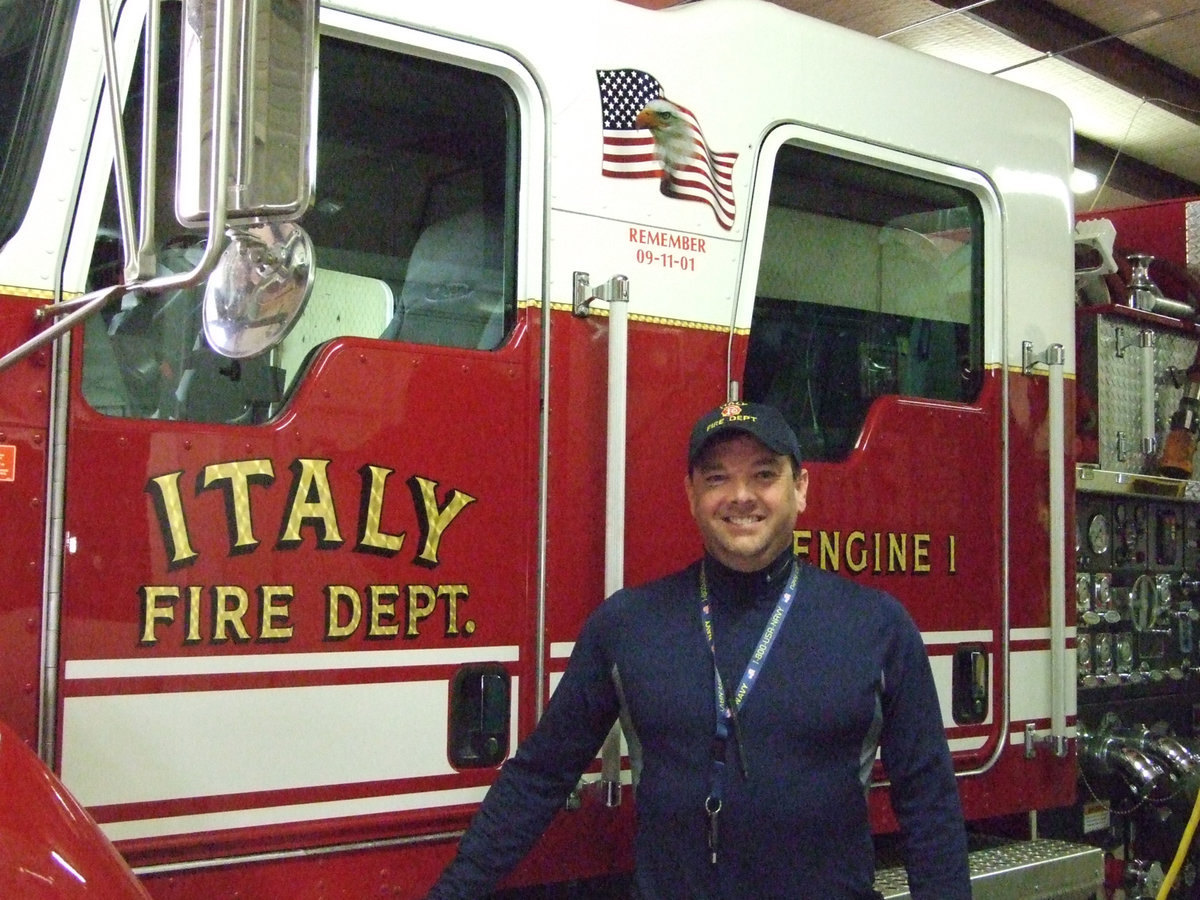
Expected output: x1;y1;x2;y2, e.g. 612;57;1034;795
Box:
176;0;318;226
203;221;314;358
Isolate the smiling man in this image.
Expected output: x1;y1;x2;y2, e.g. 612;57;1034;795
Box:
426;401;969;900
685;402;809;573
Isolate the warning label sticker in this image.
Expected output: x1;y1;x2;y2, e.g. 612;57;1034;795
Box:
0;445;15;482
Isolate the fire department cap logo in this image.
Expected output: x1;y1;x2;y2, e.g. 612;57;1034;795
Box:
687;401;802;469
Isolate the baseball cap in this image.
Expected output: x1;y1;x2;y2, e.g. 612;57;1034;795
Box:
687;401;803;469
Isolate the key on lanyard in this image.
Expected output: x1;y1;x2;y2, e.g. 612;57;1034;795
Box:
705;795;721;865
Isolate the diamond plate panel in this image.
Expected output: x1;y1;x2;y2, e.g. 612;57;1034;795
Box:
875;838;1102;899
1095;317;1200;474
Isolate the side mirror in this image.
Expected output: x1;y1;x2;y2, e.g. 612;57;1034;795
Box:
176;0;318;226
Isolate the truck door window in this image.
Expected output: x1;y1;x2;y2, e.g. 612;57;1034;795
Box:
744;143;983;461
82;8;519;424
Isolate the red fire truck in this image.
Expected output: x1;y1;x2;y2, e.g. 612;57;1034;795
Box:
2;0;1198;896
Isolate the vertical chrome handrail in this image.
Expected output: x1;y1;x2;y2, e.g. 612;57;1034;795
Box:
1023;340;1069;756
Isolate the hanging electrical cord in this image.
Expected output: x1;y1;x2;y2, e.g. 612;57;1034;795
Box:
1156;778;1200;900
1087;95;1200;212
875;4;1200;212
990;6;1200;76
1088;97;1147;213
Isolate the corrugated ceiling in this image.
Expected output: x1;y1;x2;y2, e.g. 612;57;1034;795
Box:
769;0;1200;211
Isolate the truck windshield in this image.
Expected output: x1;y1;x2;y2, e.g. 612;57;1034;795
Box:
0;0;77;249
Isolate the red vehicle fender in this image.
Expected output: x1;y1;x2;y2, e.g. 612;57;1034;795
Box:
0;721;151;899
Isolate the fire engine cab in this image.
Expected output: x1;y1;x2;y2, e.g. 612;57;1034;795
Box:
2;0;1198;896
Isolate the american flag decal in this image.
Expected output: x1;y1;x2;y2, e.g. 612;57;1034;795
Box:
597;69;737;230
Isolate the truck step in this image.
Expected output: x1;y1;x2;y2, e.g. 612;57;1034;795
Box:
875;838;1103;899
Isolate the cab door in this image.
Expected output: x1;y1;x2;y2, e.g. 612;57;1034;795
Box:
737;126;1005;776
57;6;545;866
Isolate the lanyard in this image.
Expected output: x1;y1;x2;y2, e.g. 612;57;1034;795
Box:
699;558;800;864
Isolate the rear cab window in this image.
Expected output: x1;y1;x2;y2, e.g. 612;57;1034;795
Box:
743;137;986;461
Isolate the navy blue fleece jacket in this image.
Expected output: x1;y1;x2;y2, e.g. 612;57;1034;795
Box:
427;552;970;899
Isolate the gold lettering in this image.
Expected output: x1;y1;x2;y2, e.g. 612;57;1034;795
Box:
279;458;343;548
201;459;275;554
213;586;252;642
407;584;438;636
845;531;868;573
409;476;476;567
138;580;480;645
793;529;811;559
441;583;469;636
777;528;957;576
368;584;401;637
326;585;362;640
185;584;203;643
259;585;294;640
146;472;198;567
913;533;931;573
357;465;405;555
140;585;179;644
819;531;840;571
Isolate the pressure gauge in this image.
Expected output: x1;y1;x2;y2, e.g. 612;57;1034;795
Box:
1087;513;1111;555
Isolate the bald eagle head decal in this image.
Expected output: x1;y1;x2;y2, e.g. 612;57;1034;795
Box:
597;69;737;230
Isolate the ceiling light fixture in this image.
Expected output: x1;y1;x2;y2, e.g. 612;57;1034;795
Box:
1071;168;1099;195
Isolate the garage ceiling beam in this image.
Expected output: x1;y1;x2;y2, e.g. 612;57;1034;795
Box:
943;0;1200;129
1075;134;1200;202
937;0;1200;198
